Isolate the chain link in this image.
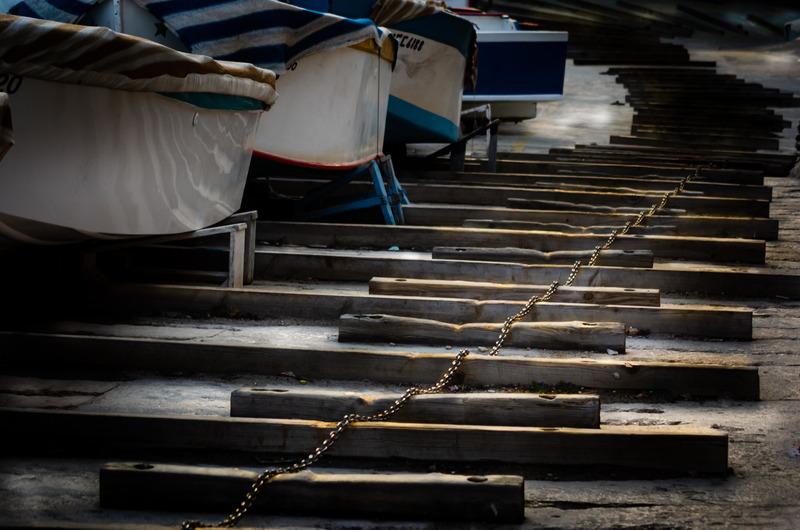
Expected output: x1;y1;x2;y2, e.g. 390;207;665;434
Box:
181;166;701;529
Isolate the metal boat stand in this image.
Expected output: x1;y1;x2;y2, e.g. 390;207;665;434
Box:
292;155;409;225
426;105;499;172
81;210;258;288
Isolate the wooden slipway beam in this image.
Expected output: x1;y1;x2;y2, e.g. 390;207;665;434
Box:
368;277;662;307
230;388;601;428
395;183;771;217
397;169;772;200
84;282;752;339
1;332;760;398
338;314;628;352
269;178;769;217
402;204;780;241
2;408;729;474
257;221;766;264
255;247;800;300
401;159;767;184
99;463;525;523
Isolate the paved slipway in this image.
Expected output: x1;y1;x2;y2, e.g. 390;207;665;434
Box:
2;9;800;530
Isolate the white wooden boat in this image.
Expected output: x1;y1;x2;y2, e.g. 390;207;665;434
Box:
0;14;277;245
296;0;478;145
453;8;568;121
78;0;397;170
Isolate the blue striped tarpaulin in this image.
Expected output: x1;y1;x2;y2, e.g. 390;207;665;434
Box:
1;0;388;73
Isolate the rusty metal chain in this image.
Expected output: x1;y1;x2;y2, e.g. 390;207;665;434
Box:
182;349;469;529
181;166;701;529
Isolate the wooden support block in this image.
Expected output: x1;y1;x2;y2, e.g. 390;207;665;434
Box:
432;246;654;268
0;332;760;399
231;388;600;428
368;277;661;307
338;314;627;352
2;408;730;474
100;463;525;523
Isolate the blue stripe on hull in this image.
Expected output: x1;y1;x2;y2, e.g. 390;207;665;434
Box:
384;95;459;144
465;40;567;97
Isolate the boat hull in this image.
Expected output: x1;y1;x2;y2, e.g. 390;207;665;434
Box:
460;13;568;121
383;12;474;144
0;77;262;243
253;43;392;169
301;1;475;145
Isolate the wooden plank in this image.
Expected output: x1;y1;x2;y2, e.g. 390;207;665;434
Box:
253;246;791;302
85;280;753;339
368;277;662;307
464;219;680;236
1;332;760;398
488;151;768;183
397;169;773;200
257;221;767;264
547;146;791;177
432;247;655;268
270;179;771;217
100;463;525;523
453;159;763;184
402;204;780;240
338;314;628;352
2;408;730;474
230;388;601;428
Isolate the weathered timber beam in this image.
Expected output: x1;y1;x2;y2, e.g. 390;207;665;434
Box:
338;314;627;352
0;332;760;398
549;146;793;177
397;169;772;200
402;204;779;240
464;219;679;237
257;221;766;264
254;247;798;300
432;247;654;268
397;183;771;217
453;159;762;184
269;179;770;216
100;463;524;523
368;277;661;307
2;408;730;473
80;282;751;339
478;152;766;183
230;388;601;428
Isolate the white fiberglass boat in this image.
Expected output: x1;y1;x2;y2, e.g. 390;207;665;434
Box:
80;0;397;170
295;0;478;145
0;14;277;245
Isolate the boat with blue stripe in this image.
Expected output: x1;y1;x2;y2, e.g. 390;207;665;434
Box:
293;0;478;145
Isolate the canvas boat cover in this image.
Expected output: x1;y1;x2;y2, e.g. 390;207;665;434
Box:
0;14;278;102
2;0;392;74
369;0;447;26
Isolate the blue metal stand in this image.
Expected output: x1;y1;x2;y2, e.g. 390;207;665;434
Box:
292;155;409;225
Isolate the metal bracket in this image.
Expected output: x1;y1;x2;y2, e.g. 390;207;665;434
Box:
292;155;409;225
425;111;499;173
